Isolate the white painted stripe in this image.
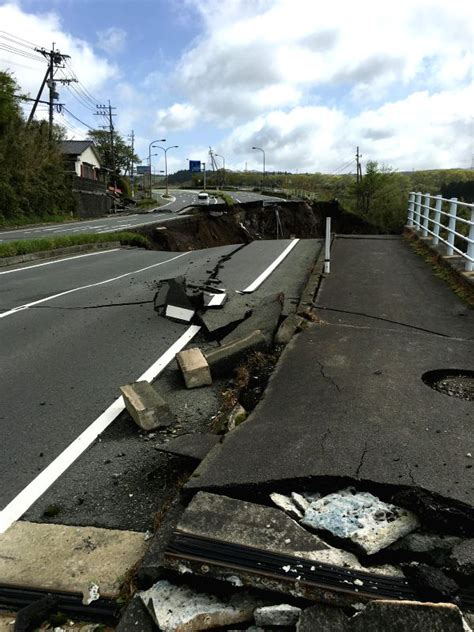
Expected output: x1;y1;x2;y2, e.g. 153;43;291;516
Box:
165;304;195;322
0;251;190;319
0;249;121;276
0;324;201;534
242;239;300;293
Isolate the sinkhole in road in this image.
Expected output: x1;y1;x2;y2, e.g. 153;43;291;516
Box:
422;369;474;402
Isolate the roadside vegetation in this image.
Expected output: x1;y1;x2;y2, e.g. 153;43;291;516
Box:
0;231;150;258
207;190;235;207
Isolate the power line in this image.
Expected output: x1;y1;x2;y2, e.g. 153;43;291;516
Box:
0;29;42;50
62;106;95;131
0;42;45;62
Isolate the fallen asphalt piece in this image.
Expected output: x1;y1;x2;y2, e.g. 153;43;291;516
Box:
155;433;221;462
187;237;474;530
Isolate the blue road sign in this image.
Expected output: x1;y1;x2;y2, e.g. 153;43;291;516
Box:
189;160;201;173
137;165;151;174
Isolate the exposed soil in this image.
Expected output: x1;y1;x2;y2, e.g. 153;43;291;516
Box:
434;375;474;401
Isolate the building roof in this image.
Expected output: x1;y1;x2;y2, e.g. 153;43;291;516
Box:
60;140;102;165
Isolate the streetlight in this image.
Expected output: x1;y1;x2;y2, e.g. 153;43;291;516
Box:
148;138;166;197
215;153;225;187
156;145;179;196
252;146;265;188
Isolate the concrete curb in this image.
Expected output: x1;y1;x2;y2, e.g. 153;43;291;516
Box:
0;241;121;268
296;238;328;312
403;227;474;290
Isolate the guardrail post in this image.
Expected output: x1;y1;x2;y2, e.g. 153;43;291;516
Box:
407;192;415;226
446;197;458;256
466;206;474;272
414;192;422;229
432;195;442;245
324;216;331;274
422;193;430;237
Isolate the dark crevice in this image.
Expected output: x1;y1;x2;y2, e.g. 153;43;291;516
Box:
312;305;471;339
355;441;368;478
315;358;341;392
28;300;154;310
320;428;331;454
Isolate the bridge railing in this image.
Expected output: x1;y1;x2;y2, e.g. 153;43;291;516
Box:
407;192;474;272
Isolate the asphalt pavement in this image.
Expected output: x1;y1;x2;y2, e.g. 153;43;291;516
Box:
0;189;284;242
188;236;474;518
0;238;321;531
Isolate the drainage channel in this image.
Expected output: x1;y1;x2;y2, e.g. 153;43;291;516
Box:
165;532;474;609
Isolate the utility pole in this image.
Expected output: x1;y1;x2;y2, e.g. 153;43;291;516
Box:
356;146;363;184
95;101;117;209
128;130;135;197
28;43;75;140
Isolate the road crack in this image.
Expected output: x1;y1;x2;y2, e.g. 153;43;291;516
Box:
315;358;341;392
355;441;368;478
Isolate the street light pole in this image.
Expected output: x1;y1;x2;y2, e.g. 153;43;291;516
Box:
215;153;225;187
252;146;265;189
148;138;166;198
157;145;179;196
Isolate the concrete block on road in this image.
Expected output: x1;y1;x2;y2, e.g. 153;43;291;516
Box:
275;313;304;345
176;347;212;389
120;381;173;431
205;330;268;377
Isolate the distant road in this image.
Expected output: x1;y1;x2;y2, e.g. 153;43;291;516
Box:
0;190;286;242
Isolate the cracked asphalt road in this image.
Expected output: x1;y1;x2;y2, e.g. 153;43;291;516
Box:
187;237;474;522
0;239;321;529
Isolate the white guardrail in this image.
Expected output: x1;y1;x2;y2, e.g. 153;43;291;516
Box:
407;192;474;272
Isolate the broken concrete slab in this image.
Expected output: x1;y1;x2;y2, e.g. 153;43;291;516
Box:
270;492;303;520
449;539;474;578
301;488;419;555
222;293;284;347
275;313;304;346
297;603;351;631
0;521;147;597
205;330;268;376
139;579;262;631
155;433;221;462
154;277;196;323
254;604;301;627
120;381;173;431
176;347;212;389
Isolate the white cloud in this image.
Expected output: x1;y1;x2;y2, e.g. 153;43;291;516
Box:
97;26;126;55
156;103;199;131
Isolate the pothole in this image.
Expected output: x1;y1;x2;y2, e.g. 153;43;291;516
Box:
422;369;474;401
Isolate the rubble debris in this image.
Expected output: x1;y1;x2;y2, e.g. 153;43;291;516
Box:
203;290;228;308
116;595;156;632
301;488;419;554
402;563;459;602
292;492;311;513
13;594;58;632
389;532;462;566
176;348;212;389
298;600;468;631
227;403;247;431
297;602;351;631
449;539;474;578
120;381;173;431
254;604;302;627
154;277;197;323
270;492;303;520
82;582;100;605
155;433;220;462
139;579;261;632
275;313;304;346
205;331;268;377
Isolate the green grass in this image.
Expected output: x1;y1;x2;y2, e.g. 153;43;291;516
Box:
0;231;150;258
207;190;235;207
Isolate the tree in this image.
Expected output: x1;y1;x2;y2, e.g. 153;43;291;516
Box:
87;129;139;177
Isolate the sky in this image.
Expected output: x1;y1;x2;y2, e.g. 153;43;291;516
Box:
0;0;473;175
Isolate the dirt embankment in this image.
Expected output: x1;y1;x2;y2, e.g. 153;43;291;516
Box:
134;200;380;252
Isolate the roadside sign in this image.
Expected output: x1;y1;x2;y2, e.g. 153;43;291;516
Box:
189;160;201;173
137;165;151;174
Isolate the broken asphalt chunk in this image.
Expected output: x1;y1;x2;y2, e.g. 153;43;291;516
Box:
176;347;212;389
203;290;227;308
154;277;197;323
120;381;173;431
449;539;474;578
139;579;262;632
402;563;459;602
222;293;284;347
205;331;268;377
254;604;302;627
301;488;419;555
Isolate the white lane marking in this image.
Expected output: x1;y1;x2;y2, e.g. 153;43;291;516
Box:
0;249;121;276
0;324;201;534
242;239;300;293
0;251;190;319
235;198;241;203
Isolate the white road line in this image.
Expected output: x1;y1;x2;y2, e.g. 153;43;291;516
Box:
0;251;190;319
0;324;201;534
0;249;121;276
242;239;300;293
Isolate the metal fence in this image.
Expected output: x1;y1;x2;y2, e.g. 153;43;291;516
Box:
407;192;474;272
